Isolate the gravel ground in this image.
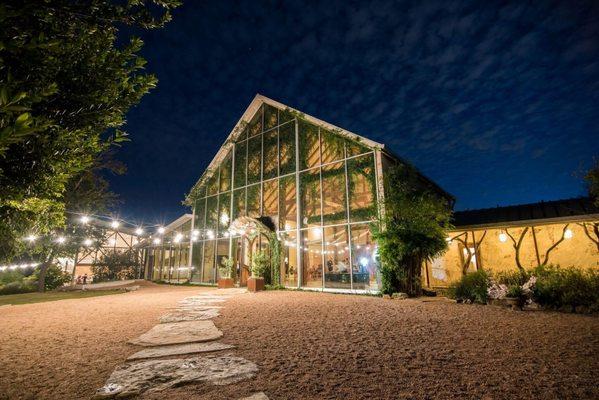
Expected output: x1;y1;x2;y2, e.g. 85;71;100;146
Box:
1;285;598;400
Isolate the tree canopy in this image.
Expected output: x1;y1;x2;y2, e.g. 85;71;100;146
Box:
372;163;453;295
0;0;181;262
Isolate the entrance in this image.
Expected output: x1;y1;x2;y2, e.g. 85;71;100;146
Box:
232;233;270;287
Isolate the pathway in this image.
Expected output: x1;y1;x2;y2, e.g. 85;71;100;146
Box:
94;288;268;399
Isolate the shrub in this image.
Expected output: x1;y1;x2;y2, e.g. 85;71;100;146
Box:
218;257;234;279
250;251;269;278
92;250;140;282
0;280;36;295
532;265;599;312
34;265;71;290
448;269;490;304
495;269;530;286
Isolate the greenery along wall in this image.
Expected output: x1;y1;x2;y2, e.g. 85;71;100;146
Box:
188;103;378;233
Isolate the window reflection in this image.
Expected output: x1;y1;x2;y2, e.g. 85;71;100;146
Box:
324;226;350;289
348;154;376;222
278;175;296;230
321;162;347;225
300;168;321;228
280;230;298;287
350;225;378;290
262;179;278;221
301;228;322;287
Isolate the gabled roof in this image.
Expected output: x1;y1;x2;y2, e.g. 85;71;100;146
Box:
185;93;454;203
453;197;599;229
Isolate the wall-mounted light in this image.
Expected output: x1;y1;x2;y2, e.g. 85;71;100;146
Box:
564;229;573;239
499;233;507;243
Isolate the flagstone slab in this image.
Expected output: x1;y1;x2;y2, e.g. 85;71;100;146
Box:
94;355;257;398
127;342;235;360
179;298;226;304
129;320;222;347
240;392;269;400
159;308;220;323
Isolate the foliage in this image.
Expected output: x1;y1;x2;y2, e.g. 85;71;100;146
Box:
531;264;599;312
218;256;234;279
33;264;70;290
506;284;524;298
585;158;599;207
92;250;140;282
447;269;490;304
0;266;35;285
0;280;36;295
494;269;530;287
372;163;453;295
0;0;180;262
250;250;269;278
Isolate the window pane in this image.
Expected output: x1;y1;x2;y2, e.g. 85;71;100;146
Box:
262;128;278;180
300;168;321;228
247;134;262;184
299;120;319;169
248;105;263;137
350;225;379;290
232;188;246;220
278;175;297;230
219;152;232;192
280;231;297;287
202;241;215;283
190;241;203;282
279;108;294;124
301;227;322;288
279;122;295;175
320;129;345;164
234;141;247;188
262;179;278;221
321;162;347;225
207;174;218;196
324;226;350;289
246;183;260;218
346;139;370;157
194;198;206;230
216;239;229;279
264;104;278;130
347;154;377;222
205;196;218;230
218;192;231;234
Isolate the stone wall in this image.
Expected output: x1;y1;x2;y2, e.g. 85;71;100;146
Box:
424;219;599;288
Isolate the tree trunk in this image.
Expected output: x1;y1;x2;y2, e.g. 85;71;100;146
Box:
37;262;49;292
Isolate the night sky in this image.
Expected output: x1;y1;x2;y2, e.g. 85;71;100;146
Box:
109;0;599;225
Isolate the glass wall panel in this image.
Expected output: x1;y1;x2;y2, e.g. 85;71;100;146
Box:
207;174;218;196
234;140;247;188
218;192;231;234
278;122;295;175
219;152;232;192
320;129;345;164
232;188;246;221
279;108;294;124
262;179;278;221
247;134;262;184
346;139;371;157
299;120;320;170
205;195;218;231
216;239;229;279
347;154;377;222
190;241;203;282
194;198;206;231
324;226;351;289
300;168;321;228
301;227;323;288
278;175;296;230
262;128;278;180
248;105;263;137
202;240;215;283
350;224;378;290
264;104;278;130
246;183;261;218
321;162;347;225
280;231;298;287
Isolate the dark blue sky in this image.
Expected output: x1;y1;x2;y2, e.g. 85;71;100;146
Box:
109;0;599;224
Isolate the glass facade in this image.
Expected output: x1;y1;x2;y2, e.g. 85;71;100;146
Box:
185;103;381;291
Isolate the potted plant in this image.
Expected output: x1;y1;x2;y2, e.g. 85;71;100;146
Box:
217;257;235;289
248;250;268;292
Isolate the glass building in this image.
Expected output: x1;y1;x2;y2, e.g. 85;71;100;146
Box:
155;95;449;293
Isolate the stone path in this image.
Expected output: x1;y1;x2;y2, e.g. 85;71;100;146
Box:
95;288;266;399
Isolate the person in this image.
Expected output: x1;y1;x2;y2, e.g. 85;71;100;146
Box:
82;273;88;285
76;275;82;284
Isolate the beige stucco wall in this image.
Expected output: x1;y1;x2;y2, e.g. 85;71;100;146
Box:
424;219;599;288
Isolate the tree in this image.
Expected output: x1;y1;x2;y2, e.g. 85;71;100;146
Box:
92;249;140;282
449;230;487;275
372;164;453;295
0;0;181;262
585;158;599;207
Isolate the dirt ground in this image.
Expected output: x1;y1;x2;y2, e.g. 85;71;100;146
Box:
1;285;598;400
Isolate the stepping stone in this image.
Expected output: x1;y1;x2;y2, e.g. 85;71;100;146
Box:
180;298;226;304
160;308;220;323
129;320;222;347
94;355;258;398
240;393;269;400
127;342;235;360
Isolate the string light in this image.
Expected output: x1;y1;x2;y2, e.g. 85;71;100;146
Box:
174;233;183;243
26;234;37;243
111;220;120;229
80;215;90;224
56;236;66;244
83;238;93;246
157;226;166;234
153;237;162;245
135;227;144;235
192;229;200;236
